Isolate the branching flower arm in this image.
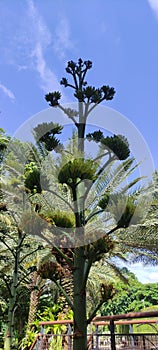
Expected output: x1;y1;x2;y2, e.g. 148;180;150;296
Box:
58;105;79;128
85;209;104;224
82;258;93;291
87;300;106;324
46;188;74;212
53;278;74;310
0;238;16;257
19;247;42;264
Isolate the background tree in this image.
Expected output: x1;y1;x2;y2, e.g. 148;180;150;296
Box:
101;267;158;315
0;205;44;350
0;137;73;349
0;128;10;164
0;140;47;350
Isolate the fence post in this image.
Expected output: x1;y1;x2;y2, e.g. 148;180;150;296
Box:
38;324;44;350
110;320;116;350
95;325;99;350
142;335;146;350
68;323;72;350
129;323;135;350
40;324;44;335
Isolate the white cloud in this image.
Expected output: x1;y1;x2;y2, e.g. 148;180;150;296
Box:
27;0;58;92
128;262;158;284
53;17;74;60
148;272;158;282
26;0;68;97
27;0;51;48
17;65;28;72
0;83;15;101
148;0;158;18
0;0;73;97
32;43;61;92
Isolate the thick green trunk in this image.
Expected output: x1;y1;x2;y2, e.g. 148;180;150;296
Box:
72;103;87;349
73;246;87;350
78;101;85;154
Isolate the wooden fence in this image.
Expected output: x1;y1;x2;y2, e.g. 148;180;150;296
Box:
30;310;158;350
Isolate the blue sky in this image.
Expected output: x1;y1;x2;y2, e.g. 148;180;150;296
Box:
0;0;158;283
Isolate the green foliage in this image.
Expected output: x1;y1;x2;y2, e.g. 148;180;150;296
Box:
101;276;158;316
116;196;138;228
41;308;73;350
0;128;10;163
132;306;158;333
98;191;110;209
133;322;158;333
20;327;39;349
0;174;49;350
21;306;73;350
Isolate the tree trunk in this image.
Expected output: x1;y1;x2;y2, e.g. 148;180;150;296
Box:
22;289;40;349
27;288;40;327
4;276;17;350
24;272;41;349
78;101;85;154
73;246;87;350
4;230;34;350
58;267;73;312
27;272;41;327
4;333;12;350
4;305;14;350
72;102;87;349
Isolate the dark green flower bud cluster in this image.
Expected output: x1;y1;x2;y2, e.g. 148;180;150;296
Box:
74;85;115;103
45;91;61;107
34;122;63;152
101;134;130;160
58;158;97;188
86;130;104;142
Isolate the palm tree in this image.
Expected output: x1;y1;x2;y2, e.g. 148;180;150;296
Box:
0;140;48;350
120;172;158;266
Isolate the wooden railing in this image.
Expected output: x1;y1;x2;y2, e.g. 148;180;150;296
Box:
29;310;158;350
